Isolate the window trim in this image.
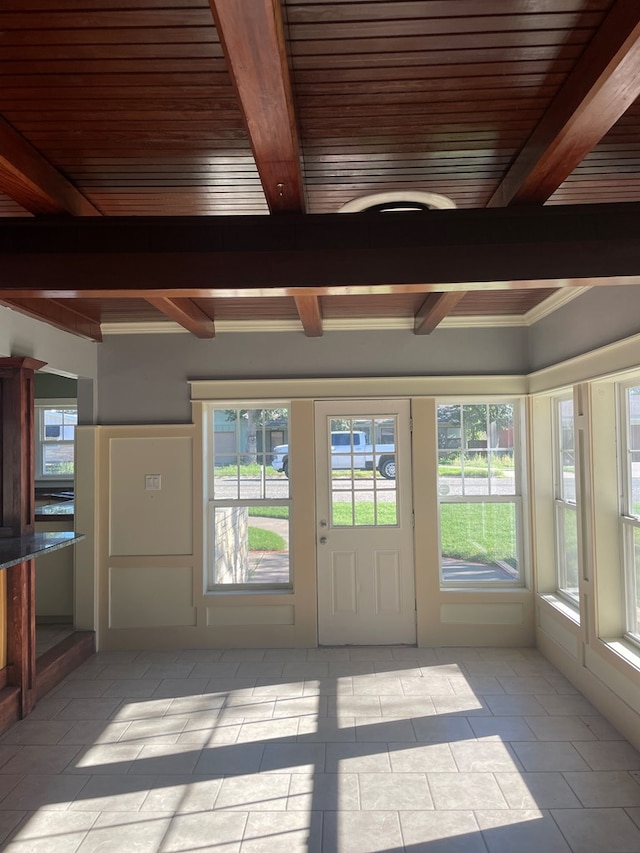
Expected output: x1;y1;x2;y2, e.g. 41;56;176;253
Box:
552;393;580;608
204;401;292;593
618;381;640;646
621;516;640;645
436;398;525;589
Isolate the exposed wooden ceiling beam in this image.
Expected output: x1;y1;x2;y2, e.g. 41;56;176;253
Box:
0;116;101;216
209;0;305;213
0;298;102;341
489;0;640;206
414;293;467;335
146;297;215;338
1;205;640;297
294;295;323;337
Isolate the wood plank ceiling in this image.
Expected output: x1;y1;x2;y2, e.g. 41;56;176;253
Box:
1;0;640;340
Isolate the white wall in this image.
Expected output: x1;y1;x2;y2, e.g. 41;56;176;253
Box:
96;327;529;423
528;285;640;372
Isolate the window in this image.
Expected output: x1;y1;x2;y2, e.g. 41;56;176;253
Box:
553;396;579;604
327;417;398;527
206;405;290;591
35;401;77;480
437;401;523;586
619;384;640;644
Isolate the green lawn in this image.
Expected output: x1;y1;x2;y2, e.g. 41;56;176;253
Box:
214;460;515;480
438;453;514;479
248;502;516;563
332;503;397;526
248;527;286;551
439;502;516;563
248;506;289;520
215;463;283;478
438;465;506;478
215;464;379;480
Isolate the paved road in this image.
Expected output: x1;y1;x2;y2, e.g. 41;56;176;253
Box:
213;475;399;502
214;474;519;501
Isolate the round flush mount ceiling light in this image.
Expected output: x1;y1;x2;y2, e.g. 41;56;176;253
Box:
338;190;457;213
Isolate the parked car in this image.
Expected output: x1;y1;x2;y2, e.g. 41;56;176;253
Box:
271;430;396;478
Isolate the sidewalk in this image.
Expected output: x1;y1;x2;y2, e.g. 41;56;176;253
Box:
248;515;289;582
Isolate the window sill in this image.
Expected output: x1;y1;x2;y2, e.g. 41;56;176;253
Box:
600;637;640;674
538;592;581;625
205;588;293;597
440;587;526;594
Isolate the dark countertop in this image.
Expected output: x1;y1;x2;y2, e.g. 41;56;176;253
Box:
0;532;85;570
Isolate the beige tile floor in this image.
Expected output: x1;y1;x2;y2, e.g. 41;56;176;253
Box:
0;646;639;852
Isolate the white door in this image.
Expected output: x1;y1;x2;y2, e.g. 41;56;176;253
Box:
315;400;416;645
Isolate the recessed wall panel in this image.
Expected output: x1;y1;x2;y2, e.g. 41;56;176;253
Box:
206;605;294;626
538;605;579;658
441;602;523;625
331;552;357;615
109;436;193;556
375;551;401;613
110;566;195;628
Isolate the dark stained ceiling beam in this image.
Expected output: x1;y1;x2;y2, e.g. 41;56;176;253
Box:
489;0;640;206
146;297;215;338
0;298;102;341
0;116;101;216
423;0;640;326
209;0;305;213
414;293;467;335
2;205;640;297
294;295;323;337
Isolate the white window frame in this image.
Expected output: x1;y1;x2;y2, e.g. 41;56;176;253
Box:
34;399;77;482
553;394;580;608
204;401;292;593
437;398;526;589
618;381;640;646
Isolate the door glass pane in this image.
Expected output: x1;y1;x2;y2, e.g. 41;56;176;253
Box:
329;417;398;527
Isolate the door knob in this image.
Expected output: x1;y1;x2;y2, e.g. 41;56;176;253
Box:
319;536;327;545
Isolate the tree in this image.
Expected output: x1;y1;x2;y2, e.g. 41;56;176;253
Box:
225;407;288;463
437;403;513;449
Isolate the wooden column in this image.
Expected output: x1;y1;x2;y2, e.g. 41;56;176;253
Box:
0;357;46;717
6;560;36;716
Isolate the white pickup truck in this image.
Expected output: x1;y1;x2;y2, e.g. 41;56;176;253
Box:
271;430;396;479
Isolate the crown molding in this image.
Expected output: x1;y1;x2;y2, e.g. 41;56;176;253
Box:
528;330;640;394
523;286;589;325
101;316;524;336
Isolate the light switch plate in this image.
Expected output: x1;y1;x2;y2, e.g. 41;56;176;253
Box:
145;474;161;490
